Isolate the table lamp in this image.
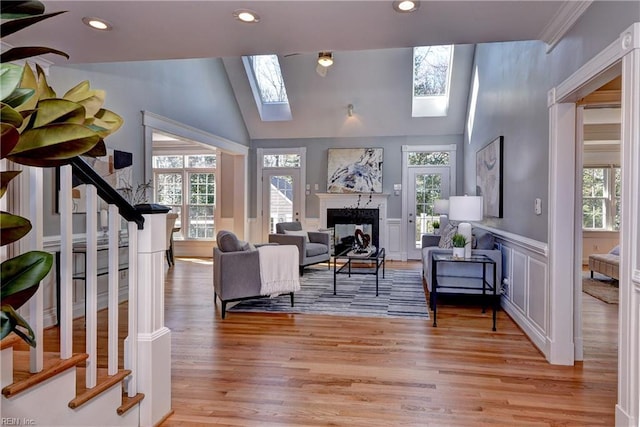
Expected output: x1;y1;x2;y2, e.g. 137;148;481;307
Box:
448;195;483;258
433;199;449;230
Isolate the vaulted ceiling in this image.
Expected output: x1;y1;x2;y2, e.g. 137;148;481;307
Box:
2;1;589;140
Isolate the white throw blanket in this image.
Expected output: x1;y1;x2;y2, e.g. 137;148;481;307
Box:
258;245;301;296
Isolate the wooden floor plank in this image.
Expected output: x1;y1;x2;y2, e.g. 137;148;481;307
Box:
160;258;618;426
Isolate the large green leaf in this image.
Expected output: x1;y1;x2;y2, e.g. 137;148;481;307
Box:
4;88;35;109
1;305;36;347
0;63;24;102
0;250;51;309
64;81;105;118
8;123;100;166
1;123;20;159
92;109;124;138
1;103;24;128
0;11;66;38
0;171;21;198
1;1;45;19
31;98;86;128
14;64;38;115
83;139;107;158
0;47;69;63
0;211;32;246
35;64;56;100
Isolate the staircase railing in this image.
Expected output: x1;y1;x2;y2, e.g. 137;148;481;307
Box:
6;156;171;424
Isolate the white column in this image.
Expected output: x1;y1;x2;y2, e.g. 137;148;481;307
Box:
136;213;172;426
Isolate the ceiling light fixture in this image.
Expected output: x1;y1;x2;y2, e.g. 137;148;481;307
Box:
392;0;420;13
318;52;333;67
233;9;260;23
347;104;354;117
82;16;112;31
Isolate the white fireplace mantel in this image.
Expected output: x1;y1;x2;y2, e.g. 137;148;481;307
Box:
317;193;390;250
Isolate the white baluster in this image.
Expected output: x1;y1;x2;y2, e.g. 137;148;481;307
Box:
59;165;73;359
85;185;98;388
26;166;43;373
107;204;119;375
126;221;138;396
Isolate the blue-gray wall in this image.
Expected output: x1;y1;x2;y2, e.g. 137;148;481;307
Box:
465;1;639;242
43;57;249;236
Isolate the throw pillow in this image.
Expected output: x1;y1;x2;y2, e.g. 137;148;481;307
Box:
217;231;244;252
473;229;496;250
438;223;457;248
284;229;310;243
609;245;620;255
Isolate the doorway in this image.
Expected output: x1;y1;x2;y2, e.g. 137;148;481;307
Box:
406;167;450;259
261;168;302;235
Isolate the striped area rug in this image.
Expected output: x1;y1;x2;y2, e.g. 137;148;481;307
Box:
228;266;430;319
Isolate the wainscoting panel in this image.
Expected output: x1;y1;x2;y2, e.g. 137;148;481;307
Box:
511;251;527;313
386;218;402;260
477;225;549;357
528;258;548;332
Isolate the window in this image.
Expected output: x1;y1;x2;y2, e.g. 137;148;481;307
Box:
582;167;620;230
408;152;450;166
153;154;217;239
242;54;292;121
263;154;301;168
412;45;453;117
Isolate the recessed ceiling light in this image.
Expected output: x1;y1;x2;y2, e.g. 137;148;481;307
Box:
233;9;260;23
82;16;112;31
318;52;333;67
392;0;420;13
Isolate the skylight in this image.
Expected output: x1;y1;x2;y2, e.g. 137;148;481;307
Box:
412;45;453;117
242;54;292;121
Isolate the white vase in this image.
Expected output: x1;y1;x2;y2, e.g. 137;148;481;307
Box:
452;247;465;259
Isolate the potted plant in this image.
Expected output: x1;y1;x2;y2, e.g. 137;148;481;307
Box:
451;233;467;259
432;220;440;235
1;1;123;347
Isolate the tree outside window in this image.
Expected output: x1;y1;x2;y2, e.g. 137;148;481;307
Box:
413;45;452;97
582;167;620;230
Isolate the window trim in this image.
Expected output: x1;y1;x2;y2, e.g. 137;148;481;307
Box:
153;153;218;241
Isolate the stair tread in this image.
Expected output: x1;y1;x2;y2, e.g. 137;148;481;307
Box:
117;392;145;415
69;367;131;409
2;352;88;398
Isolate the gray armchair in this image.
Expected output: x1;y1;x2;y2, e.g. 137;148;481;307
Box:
268;222;330;275
213;230;294;319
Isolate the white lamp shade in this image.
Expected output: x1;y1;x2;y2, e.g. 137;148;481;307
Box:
448;196;483;221
433;199;449;214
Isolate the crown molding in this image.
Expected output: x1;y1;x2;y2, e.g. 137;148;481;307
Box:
539;1;592;53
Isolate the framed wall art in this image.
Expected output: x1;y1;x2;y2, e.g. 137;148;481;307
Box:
327;148;383;193
476;136;503;218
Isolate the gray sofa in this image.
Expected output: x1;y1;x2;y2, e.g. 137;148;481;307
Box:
421;229;502;298
214;230;295;319
269;222;331;275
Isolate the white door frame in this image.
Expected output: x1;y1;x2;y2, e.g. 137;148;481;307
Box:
548;22;639;425
401;144;457;261
256;147;307;242
406;166;451;260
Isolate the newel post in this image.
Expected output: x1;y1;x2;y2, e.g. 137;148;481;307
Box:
135;205;172;426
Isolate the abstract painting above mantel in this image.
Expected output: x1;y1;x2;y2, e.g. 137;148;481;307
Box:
327;148;383;193
476;136;503;218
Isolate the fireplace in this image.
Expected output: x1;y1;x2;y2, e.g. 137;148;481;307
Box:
327;208;379;255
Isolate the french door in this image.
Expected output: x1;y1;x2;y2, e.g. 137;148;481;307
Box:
261;168;301;239
406;167;450;259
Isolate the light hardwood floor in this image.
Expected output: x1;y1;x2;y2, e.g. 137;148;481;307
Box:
160;258;618;426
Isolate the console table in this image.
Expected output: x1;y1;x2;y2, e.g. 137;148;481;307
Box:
333;247;385;296
431;253;498;331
